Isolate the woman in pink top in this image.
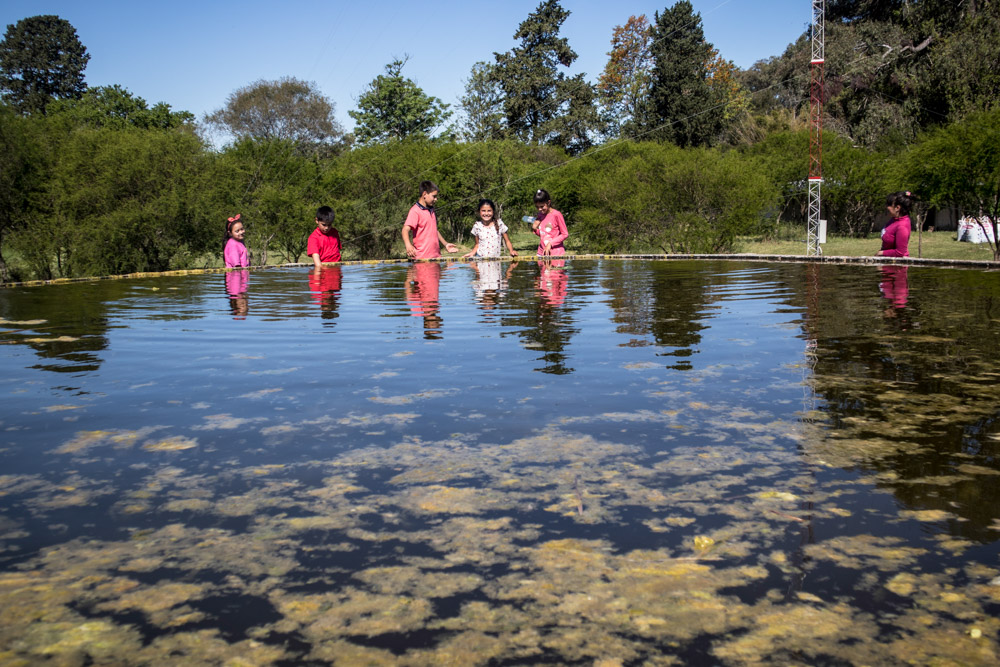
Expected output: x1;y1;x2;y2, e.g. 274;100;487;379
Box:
223;214;249;267
876;192;914;258
531;189;568;256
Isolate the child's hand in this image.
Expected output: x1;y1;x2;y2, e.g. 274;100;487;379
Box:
463;251;475;258
510;250;518;257
444;243;458;254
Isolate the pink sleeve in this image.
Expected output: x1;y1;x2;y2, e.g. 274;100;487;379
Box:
404;206;419;230
550;211;568;246
884;221;910;257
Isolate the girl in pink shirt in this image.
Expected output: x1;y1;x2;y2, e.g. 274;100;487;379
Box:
876;192;914;258
223;214;249;268
531;189;568;256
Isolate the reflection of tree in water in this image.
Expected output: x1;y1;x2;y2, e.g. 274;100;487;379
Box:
0;281;119;374
800;264;1000;541
602;260;724;370
502;261;583;375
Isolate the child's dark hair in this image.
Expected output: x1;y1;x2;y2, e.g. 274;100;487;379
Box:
420;180;439;195
886;191;915;216
533;189;551;204
316;206;335;224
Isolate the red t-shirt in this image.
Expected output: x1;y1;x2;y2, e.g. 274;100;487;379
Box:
404;204;440;259
307;226;341;263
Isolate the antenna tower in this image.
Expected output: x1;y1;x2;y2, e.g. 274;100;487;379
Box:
807;0;825;255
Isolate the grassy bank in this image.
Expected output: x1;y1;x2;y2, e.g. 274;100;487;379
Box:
738;230;997;261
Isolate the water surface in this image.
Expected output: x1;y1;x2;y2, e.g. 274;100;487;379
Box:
1;260;998;665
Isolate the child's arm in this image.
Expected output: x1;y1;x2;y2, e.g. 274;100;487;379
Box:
463;239;480;258
402;225;417;259
311;253;322;269
502;232;518;257
437;230;458;254
549;214;568;246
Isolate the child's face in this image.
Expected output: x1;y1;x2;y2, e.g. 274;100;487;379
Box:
419;190;439;208
317;219;335;235
535;201;551;216
479;204;494;223
230;222;245;240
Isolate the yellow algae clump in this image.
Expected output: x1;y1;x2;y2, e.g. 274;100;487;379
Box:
99;582;205;614
143;436;198;452
899;509;957;522
163;498;213;512
21;336;79;343
409;485;488;514
693;536;715;552
754;490;799;502
886;572;919;596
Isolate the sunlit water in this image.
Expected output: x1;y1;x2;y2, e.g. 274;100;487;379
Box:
1;259;998;665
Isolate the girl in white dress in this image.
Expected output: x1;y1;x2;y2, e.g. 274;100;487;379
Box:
463;199;518;258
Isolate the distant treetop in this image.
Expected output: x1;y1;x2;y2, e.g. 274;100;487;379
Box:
0;14;90;114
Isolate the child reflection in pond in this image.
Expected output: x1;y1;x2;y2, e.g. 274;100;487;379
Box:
536;258;567;306
879;265;909;314
225;269;249;320
309;266;343;322
470;260;516;312
406;262;443;339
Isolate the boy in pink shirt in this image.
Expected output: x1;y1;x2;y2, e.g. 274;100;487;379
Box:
307;205;341;268
402;181;458;259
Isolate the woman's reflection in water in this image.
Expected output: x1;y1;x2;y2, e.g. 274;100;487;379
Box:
879;265;909;312
406;262;443;339
225;269;249;319
309;266;343;324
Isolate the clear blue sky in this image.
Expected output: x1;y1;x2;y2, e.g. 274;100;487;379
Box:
1;0;808;132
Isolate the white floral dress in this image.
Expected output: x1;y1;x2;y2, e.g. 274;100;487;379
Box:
471;220;508;258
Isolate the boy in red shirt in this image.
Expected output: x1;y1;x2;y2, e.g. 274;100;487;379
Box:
307;205;341;268
402;181;458;259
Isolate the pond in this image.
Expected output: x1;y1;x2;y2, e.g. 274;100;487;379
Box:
1;259;999;665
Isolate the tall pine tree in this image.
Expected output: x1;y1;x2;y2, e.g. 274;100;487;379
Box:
0;15;89;114
645;1;718;147
490;0;599;154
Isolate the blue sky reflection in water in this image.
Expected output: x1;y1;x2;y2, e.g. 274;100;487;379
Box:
1;259;999;664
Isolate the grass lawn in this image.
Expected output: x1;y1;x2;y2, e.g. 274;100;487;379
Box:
738;230;998;261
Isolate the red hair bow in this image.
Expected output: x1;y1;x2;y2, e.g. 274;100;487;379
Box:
228;214;241;223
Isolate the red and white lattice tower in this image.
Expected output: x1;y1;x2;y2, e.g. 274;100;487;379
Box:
807;0;825;255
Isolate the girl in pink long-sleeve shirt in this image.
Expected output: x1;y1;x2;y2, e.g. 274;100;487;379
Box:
223;214;249;268
876;192;914;258
531;189;568;256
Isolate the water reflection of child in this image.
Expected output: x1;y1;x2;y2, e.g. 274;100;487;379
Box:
225;269;249;319
223;214;249;267
309;266;343;321
406;261;443;338
536;259;567;306
463;199;517;259
879;265;909;310
530;189;568;257
876;192;914;257
470;259;516;311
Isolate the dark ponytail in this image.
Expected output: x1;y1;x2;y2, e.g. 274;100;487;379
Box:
886;191;915;216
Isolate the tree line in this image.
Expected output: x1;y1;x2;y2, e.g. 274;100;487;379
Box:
2;1;999;282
